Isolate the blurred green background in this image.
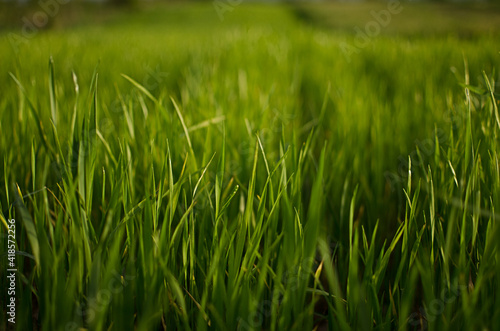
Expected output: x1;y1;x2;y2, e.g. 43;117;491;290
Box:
1;1;500;330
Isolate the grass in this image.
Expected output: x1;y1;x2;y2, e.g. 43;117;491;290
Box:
1;2;500;330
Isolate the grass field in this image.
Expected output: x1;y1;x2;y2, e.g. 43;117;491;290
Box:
1;2;500;330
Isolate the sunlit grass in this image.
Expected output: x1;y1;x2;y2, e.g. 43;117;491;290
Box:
1;3;499;330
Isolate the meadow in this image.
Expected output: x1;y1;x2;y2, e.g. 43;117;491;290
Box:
1;2;500;330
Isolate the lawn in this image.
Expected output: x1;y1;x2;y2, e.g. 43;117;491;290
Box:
1;2;500;330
